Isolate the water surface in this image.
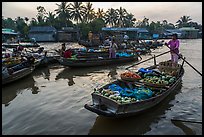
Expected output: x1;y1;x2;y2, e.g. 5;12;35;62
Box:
2;39;202;135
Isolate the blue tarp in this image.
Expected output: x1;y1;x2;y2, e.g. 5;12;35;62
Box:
116;52;133;57
138;68;153;73
108;84;153;100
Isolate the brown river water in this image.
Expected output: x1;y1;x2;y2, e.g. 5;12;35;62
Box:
2;39;202;135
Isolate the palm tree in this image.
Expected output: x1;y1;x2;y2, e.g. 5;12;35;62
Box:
104;8;118;27
45;12;56;26
116;7;127;27
36;6;47;24
24;17;29;25
176;15;192;28
55;2;70;27
83;2;95;23
124;13;136;27
162;20;168;26
139;16;149;28
30;18;38;26
69;2;85;24
96;8;105;19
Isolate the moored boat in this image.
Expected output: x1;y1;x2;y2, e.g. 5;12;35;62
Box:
57;53;139;67
84;59;185;118
2;42;40;48
2;66;34;85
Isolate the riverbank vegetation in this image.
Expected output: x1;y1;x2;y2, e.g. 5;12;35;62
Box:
2;2;202;39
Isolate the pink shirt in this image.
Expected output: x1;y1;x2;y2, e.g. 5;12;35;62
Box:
167;39;180;54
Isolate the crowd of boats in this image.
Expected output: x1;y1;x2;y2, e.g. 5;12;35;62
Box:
2;38;185;118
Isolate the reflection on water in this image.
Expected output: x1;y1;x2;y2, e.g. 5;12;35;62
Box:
2;76;37;107
171;120;196;135
88;82;182;135
55;65;120;86
107;66;118;80
33;65;51;80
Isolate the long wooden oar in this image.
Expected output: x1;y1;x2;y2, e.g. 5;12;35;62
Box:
165;45;202;76
171;119;202;124
125;50;171;70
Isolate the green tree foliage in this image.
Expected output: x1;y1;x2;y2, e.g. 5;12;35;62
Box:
104;8;118;27
2;17;16;30
83;2;95;23
95;8;105;19
124;13;136;27
36;6;47;25
90;18;105;33
116;7;127;27
55;2;71;27
2;2;202;40
148;21;163;35
69;2;85;24
176;15;192;28
15;17;28;37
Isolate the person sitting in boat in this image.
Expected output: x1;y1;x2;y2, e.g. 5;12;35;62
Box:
37;47;44;54
31;38;37;45
4;53;11;58
109;39;118;58
165;33;180;65
11;56;35;72
57;43;66;57
123;32;129;44
64;48;72;58
17;45;24;51
103;37;110;46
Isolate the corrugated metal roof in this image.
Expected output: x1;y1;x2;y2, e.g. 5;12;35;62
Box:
29;26;57;32
165;29;182;33
2;28;18;35
102;27;148;32
137;28;148;33
179;27;199;31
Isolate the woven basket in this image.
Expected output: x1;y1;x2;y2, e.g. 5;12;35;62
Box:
143;82;167;88
158;61;180;76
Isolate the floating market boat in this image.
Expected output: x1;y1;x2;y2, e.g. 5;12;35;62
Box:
2;42;40;48
57;53;139;67
2;66;34;85
84;59;185;118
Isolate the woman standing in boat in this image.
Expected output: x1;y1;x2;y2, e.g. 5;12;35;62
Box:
59;43;66;57
109;39;118;58
165;33;180;65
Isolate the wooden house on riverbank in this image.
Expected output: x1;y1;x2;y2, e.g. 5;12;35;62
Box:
179;27;199;39
57;27;79;42
28;26;57;42
101;27;150;40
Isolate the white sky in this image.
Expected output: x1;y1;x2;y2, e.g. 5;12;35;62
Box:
2;2;202;25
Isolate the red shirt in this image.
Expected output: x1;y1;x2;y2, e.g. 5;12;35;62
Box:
64;50;72;58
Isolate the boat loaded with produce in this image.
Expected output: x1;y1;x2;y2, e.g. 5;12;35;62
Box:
84;58;185;118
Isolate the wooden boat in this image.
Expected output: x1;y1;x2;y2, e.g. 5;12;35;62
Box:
78;40;101;48
2;42;40;48
84;60;185;118
57;54;138;67
2;57;22;68
2;66;34;85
